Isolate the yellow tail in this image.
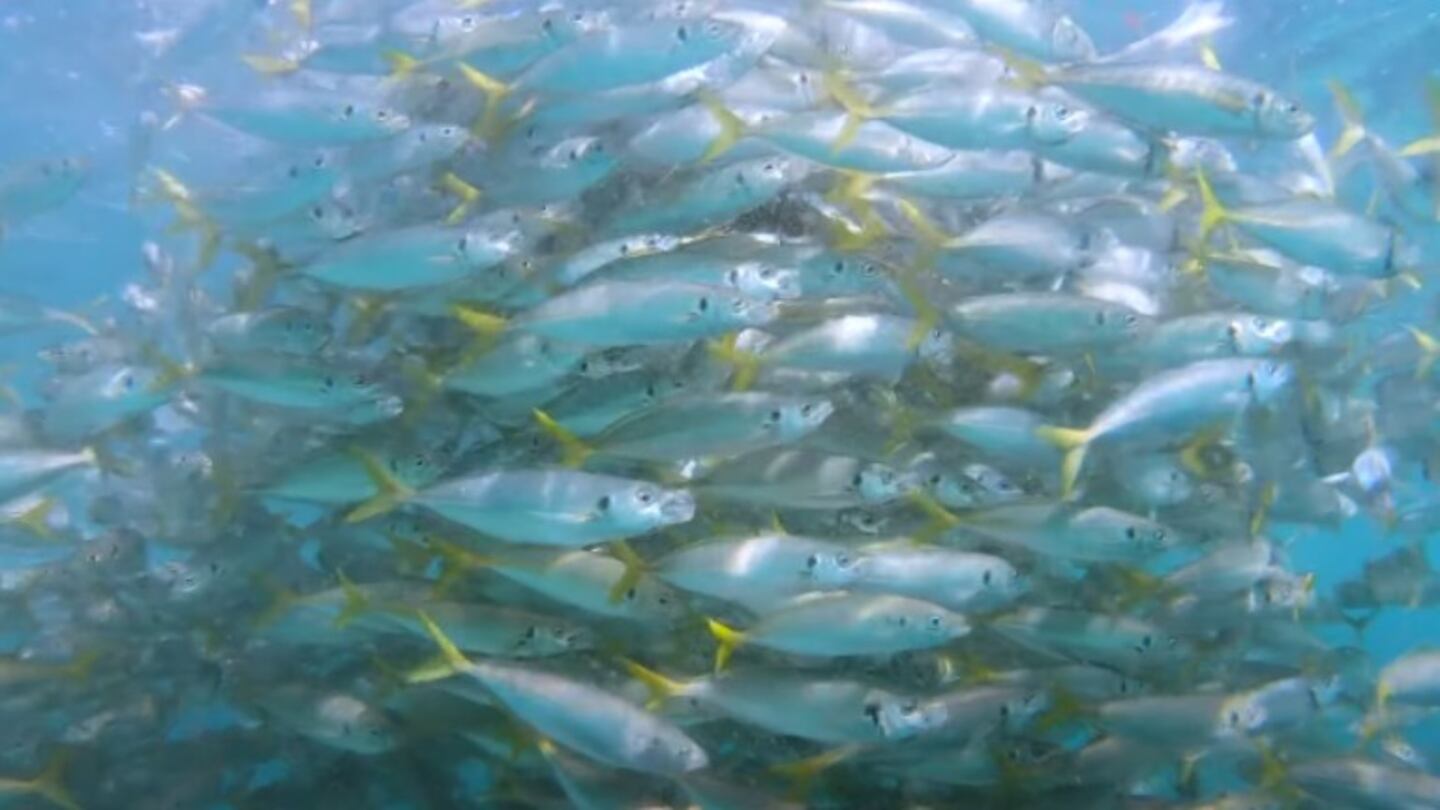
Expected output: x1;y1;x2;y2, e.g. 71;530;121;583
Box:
416;610;473;674
694;89;747;165
1;751;82;810
770;745;860;799
343;447;417;524
618;658;688;710
1193;167;1231;243
439;172;483;225
456;63;514;143
605;540;649;605
531;409;593;468
705;618;746;673
1034;426;1093;499
1326;79;1368;160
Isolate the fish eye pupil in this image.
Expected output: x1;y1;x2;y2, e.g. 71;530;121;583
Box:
597;496;611;511
697;297;709;312
1125;527;1137;540
344;104;355;117
676;25;688;41
983;570;992;585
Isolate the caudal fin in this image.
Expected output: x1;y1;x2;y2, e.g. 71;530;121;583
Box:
704;618;746;673
1034;426;1092;499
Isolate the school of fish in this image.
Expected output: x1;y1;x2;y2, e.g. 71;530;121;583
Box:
2;0;1440;807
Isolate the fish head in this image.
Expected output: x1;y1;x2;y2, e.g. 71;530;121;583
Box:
862;690;943;741
731;262;800;301
671;17;746;55
764;397;834;440
1352;445;1395;494
1229;314;1293;355
607;483;697;532
916;325;954;365
1028;99;1088;146
407;124;471;161
980;558;1027;601
1245;359;1294;405
514;621;594;656
340;101;411;136
627;727;709;775
924;469;981;508
1050;16;1097;62
1218;693;1266;737
258;306;332;354
1116;515;1176;555
705;290;779;329
1253;91;1315;139
853;462;911;504
804;546;860;588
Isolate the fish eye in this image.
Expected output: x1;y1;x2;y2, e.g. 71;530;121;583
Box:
375;110;389;120
287;165;300;179
768;409;782;422
1025;104;1038;121
122;374;135;390
927;615;943;629
696;296;709;312
624;587;637;601
457;235;469;252
637;488;654;504
1245;372;1257;390
568;148;578;161
1141;634;1153;648
676;25;688;42
999;703;1010;718
597;496;611;511
1251;91;1268;108
837;553;851;566
1285;102;1300;114
1125;527;1137;540
805;554;819;569
313;155;327;168
983;569;993;586
852;473;864;487
1054;105;1071;119
831;260;845;275
343;104;355;117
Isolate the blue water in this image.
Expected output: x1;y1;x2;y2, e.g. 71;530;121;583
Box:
3;0;1440;804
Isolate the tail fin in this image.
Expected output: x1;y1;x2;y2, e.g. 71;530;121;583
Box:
382;50;423;78
1326;80;1369;161
532;409;593;468
450;304;508;338
706;333;763;392
344;447;417;523
770;745;860;800
1404;325;1439;379
456;63;514;143
0;750;82;810
695;89;747;165
251;574;299;631
1034;426;1092;500
439;172;482;225
432;540;494;598
618;658;688;710
704;618;746;673
332;570;369;629
10;496;58;540
1193;167;1230;243
416;610;473;676
605;540;648;605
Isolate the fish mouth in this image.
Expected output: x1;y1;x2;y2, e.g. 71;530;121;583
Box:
658;491;697;523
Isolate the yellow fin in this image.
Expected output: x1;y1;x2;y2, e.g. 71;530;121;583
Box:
251;575;299;631
343;448;416;524
895;197;949;254
1193;167;1230;242
706;333;763;391
456;63;513;142
451;303;508;337
605;539;649;604
1404;325;1440;378
531;409;593;468
619;658;687;710
1398;136;1440;158
1199;39;1222;71
332;570;368;629
694;89;746;164
705;618;746;673
382;49;423;78
417;610;472;673
241;54;301;75
404;652;460;685
431;540;494;598
1034;426;1092;500
1157;186;1190;212
11;496;57;540
822;69;877;120
770;745;860;799
1;750;82;810
1326;80;1367;160
439;172;482;225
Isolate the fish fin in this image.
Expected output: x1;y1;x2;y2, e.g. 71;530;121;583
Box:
704;618;745;673
1032;685;1090;732
618;658;687;710
456;63;513;143
1256;741;1295;798
332;569;368;629
14;750;81;810
416;610;473;673
1112;566;1168;610
994;48;1049;90
1157;185;1190;212
63;650;100;682
605;540;648;604
706;333;762;391
438;172;482;225
240;54;301;75
1198;38;1222;71
450;303;508;337
11;496;58;540
404;653;460;685
822;69;878;120
40;308;98;336
1403;325;1440;379
1326;80;1368;161
1192;167;1231;243
770;745;860;799
289;0;311;31
381;49;423;78
250;575;299;631
1397;135;1440;158
431;540;493;598
895;197;949;257
531;409;593;468
343;447;416;524
1249;481;1277;539
694;89;747;164
1034;426;1092;500
906;490;962;544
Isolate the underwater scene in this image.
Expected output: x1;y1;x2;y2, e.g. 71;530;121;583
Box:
3;0;1440;807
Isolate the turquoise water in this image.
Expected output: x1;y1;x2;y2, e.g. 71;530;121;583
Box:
2;1;1440;806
